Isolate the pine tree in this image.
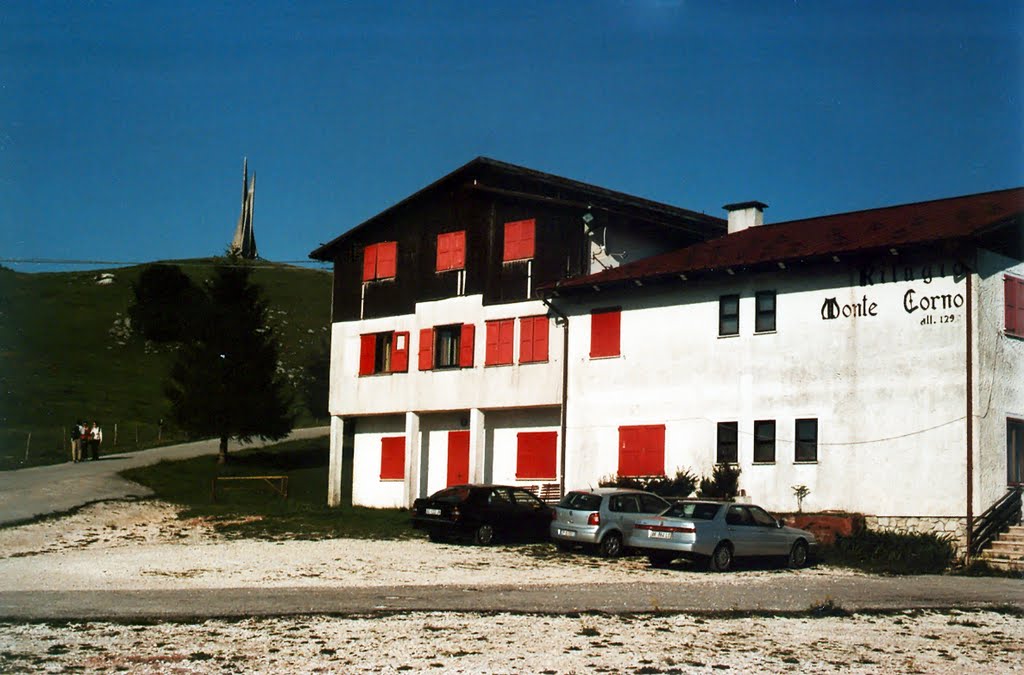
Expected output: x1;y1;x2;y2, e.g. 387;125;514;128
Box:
165;256;293;463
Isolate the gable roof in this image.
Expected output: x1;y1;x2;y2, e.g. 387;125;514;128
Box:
550;186;1024;292
309;157;725;261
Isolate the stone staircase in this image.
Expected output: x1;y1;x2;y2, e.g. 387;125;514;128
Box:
977;525;1024;572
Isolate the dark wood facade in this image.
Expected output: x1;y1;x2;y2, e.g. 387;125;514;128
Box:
310;158;725;322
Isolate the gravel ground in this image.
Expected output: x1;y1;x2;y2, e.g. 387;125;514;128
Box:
1;500;1022;674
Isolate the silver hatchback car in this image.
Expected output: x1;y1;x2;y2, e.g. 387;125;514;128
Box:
550;488;671;557
625;500;818;571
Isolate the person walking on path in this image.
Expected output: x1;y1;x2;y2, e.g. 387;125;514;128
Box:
88;422;102;461
70;422;83;463
80;423;92;461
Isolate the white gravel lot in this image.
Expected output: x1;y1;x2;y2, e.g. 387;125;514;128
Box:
1;500;1022;674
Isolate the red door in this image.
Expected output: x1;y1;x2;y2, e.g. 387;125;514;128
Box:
446;431;470;486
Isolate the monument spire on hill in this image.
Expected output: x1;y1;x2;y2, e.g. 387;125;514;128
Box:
230;158;257;259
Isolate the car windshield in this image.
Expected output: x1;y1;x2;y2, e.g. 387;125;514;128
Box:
662;502;721;520
429;487;471;503
558;492;602;511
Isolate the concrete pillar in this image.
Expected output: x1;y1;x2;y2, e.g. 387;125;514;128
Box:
327;416;346;507
404;412;421;507
468;408;486;483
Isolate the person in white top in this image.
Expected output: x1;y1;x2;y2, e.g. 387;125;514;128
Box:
88;422;103;460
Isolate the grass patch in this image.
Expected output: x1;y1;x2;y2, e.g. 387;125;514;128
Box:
119;437;416;540
820;529;955;575
953;559;1024;579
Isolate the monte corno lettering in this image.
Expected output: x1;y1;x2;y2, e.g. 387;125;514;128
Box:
903;289;965;314
821;296;878;321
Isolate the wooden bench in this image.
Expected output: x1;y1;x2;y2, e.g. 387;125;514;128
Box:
211;475;289;502
522;482;562;504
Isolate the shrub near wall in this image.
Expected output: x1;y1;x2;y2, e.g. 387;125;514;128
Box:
825;529;956;575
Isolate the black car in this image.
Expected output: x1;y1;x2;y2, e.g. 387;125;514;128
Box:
411;484;554;545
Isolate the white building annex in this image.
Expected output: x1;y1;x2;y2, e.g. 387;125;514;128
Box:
310;160;1023;553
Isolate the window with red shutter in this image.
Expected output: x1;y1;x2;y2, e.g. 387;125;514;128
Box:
363;242;398;281
485;319;514;366
519;315;548;363
590;308;621;358
358;334;376;376
1007;275;1024;338
617;424;665;477
418;328;433;370
515;431;558;479
390;331;409;372
459;323;475;367
503;219;535;262
380;436;405;480
436;231;466;272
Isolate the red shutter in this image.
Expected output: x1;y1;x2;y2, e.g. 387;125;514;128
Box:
485;320;503;365
618;426;640;476
499;320;514;364
532;316;548;362
451;230;466;269
418;328;433;371
516;431;557;479
447;431;470;486
590;308;621;358
436;233;450;272
618;425;665;477
359;334;376;376
1008;276;1021;337
519;316;534;363
362;244;377;282
503;219;536;262
459;323;475;367
380;436;405;480
391;331;409;372
376;241;397;278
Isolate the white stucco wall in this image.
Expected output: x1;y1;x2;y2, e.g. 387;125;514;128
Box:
329;295;564;416
975;249;1024;509
350;415;406;508
564;254;973;517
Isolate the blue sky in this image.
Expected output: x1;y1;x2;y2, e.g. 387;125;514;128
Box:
2;1;1022;272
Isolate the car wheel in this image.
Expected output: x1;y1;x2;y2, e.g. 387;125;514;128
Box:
474;524;495;546
709;542;733;572
648;553;674;568
598;532;623;558
787;540;809;569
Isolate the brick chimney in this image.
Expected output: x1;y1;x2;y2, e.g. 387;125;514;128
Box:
723;201;768;235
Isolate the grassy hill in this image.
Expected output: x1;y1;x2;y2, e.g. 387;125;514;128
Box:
0;260;332;470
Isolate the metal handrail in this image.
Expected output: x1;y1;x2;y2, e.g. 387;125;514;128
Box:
970;486;1023;557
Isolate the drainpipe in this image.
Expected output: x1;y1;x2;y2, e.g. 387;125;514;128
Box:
965;270;974;558
543;296;570;500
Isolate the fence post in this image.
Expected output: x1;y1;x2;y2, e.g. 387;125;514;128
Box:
135;424;139;447
114;423;118;447
24;432;31;463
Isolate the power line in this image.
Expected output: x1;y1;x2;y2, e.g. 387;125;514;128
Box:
0;257;331;269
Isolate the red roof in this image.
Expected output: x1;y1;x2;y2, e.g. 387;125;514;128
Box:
551;187;1024;291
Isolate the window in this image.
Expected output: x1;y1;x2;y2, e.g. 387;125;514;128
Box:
362;241;398;281
719;295;739;336
419;324;475;370
755;291;776;333
1008;418;1024;485
436;230;466;272
590;307;621;358
503;218;536;262
485;319;514;366
519;315;549;363
380;436;405;480
1006;275;1024;338
795;418;818;462
753;420;776;463
359;331;409;376
617;424;665;477
716;422;738;464
515;431;558;479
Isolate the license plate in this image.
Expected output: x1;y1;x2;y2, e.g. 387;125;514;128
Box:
648;530;671;539
425;508;441;516
556;529;576;538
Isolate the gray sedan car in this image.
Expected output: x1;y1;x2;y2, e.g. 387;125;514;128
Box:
625;500;817;571
550;488;670;557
